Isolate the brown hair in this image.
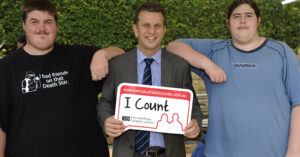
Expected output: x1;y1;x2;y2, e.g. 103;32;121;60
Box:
134;1;166;26
22;0;58;23
227;0;261;19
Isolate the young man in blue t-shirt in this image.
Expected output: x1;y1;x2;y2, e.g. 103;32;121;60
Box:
167;0;300;157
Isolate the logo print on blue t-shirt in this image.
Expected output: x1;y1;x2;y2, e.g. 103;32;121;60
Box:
21;71;41;94
233;63;258;69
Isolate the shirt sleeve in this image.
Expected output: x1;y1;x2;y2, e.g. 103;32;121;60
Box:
282;43;300;107
0;59;9;132
70;45;103;93
177;39;216;57
71;45;99;65
80;45;104;93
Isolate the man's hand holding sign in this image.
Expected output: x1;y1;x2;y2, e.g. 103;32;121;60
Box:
103;83;200;138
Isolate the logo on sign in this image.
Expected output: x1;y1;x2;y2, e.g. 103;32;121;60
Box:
122;116;131;121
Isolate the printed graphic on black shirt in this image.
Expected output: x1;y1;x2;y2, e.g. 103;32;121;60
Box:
21;71;41;93
21;71;69;94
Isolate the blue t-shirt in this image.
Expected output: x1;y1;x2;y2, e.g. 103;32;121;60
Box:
179;39;300;157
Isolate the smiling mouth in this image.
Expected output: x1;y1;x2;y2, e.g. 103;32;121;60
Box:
146;37;156;40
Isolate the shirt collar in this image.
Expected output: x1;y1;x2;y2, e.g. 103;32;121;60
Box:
137;48;162;64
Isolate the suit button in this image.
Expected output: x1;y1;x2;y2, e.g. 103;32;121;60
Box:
130;145;133;149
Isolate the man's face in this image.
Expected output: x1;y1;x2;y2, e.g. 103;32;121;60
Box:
227;4;260;44
23;10;57;54
133;10;166;56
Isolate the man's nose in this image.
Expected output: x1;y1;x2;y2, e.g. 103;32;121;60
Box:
149;26;155;34
240;16;246;23
37;23;46;31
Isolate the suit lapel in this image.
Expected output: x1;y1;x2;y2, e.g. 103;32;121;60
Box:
161;49;172;87
127;49;138;83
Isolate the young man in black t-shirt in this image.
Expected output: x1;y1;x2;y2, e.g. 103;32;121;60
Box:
0;1;124;157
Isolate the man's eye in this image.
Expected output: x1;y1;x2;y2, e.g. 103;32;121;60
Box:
233;15;240;19
143;25;150;28
155;24;162;29
246;14;252;18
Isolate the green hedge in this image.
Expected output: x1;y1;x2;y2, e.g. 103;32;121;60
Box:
0;0;299;57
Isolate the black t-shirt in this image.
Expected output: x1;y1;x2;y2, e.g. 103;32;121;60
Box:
0;44;109;157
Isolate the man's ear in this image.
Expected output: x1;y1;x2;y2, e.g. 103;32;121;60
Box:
226;19;230;29
133;24;138;37
22;22;25;31
257;17;261;26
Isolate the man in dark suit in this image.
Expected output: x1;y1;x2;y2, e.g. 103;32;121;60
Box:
97;2;202;157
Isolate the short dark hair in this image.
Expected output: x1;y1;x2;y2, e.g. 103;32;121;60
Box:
22;0;58;23
227;0;261;19
134;1;166;26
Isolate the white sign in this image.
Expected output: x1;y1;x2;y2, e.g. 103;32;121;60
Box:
115;83;193;135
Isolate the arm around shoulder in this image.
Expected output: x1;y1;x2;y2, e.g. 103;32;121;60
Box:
166;41;201;66
167;41;227;83
96;46;125;61
90;46;125;81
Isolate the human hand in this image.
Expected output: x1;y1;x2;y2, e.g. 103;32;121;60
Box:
104;116;125;137
90;51;109;81
204;62;227;83
184;119;200;138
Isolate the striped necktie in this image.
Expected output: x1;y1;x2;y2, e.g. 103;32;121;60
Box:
135;58;154;155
